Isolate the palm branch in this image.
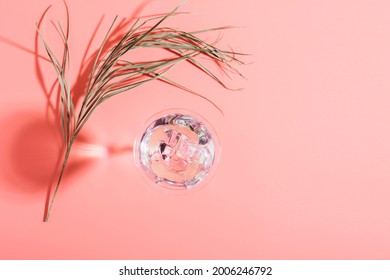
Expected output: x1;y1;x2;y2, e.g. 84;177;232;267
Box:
37;1;245;221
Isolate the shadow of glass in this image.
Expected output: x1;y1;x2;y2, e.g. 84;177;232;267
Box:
0;111;99;199
0;111;133;199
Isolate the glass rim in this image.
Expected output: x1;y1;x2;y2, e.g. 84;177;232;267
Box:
133;108;221;193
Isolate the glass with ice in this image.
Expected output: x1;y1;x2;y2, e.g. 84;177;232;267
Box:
134;111;219;190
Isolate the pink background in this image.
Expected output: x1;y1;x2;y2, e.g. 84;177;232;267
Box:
1;0;390;259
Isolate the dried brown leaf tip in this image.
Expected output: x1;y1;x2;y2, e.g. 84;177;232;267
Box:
38;1;245;221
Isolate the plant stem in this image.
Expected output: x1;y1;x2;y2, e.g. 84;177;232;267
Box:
44;136;76;222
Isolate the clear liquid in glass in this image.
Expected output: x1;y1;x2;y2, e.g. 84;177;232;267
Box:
136;112;218;190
